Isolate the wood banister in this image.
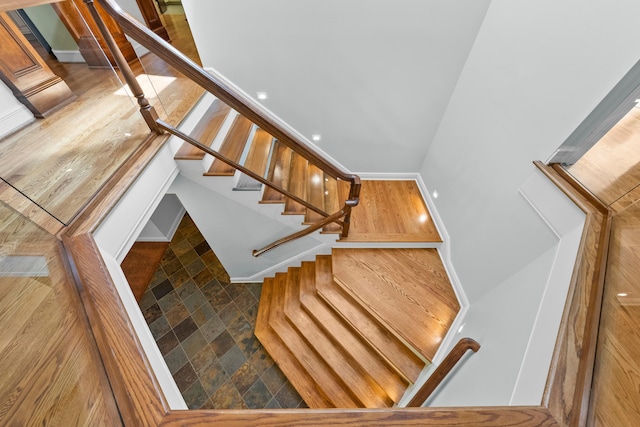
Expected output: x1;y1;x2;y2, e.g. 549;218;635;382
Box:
407;338;480;407
93;0;359;185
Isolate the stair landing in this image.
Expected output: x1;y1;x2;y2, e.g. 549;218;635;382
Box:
339;180;441;243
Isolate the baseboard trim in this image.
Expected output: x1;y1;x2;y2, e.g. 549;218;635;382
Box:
0;105;34;139
230;242;331;283
52;49;85;63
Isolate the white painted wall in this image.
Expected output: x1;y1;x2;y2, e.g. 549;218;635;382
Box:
137;193;184;242
182;0;490;173
169;175;329;282
419;169;585;407
0;81;33;139
420;0;640;303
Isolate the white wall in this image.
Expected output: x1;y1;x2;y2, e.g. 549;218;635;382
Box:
169;175;329;282
0;81;33;139
422;168;585;407
182;0;490;173
420;0;640;303
137;193;184;242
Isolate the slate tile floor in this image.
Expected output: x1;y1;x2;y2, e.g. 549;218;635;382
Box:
138;214;306;409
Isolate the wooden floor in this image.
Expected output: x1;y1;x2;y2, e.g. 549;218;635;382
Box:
0;12;202;425
340;180;441;243
563;106;640;426
0;13;203;225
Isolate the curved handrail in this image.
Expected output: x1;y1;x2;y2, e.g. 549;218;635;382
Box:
407;338;480;407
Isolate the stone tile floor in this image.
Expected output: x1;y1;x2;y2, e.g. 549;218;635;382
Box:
138;214;306;409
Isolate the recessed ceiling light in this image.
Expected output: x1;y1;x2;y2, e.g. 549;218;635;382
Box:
256;91;268;100
311;134;321;142
432;190;439;199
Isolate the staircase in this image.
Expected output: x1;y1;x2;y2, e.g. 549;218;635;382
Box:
172;94;459;408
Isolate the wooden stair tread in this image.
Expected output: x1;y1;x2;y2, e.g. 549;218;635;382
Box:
297;261;407;404
283;152;308;215
255;277;333;408
314;255;425;383
242;128;273;177
174;99;231;160
283;266;392;408
267;273;359;408
322;175;342;233
204;115;253;176
304;164;326;225
332;248;460;361
260;141;291;204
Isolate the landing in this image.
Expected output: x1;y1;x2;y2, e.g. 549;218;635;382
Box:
340;180;441;243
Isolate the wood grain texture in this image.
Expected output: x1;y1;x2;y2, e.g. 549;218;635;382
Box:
304;164;327;224
0;13;202;225
159;407;558;426
205;115;253;176
315;255;426;383
587;201;640;426
332;248;460;361
255;277;334;408
339;180;441;243
284;152;309;215
243;128;274;177
261;141;291;204
535;163;610;427
267;272;359;408
0;204;120;426
283;265;393;408
567;106;640;207
174;99;231;160
298;261;408;403
120;241;168;301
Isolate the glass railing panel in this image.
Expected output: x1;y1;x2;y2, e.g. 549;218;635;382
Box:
0;2;161;226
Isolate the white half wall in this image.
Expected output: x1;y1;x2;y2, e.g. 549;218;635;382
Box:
421;168;585;407
420;0;640;303
169;175;330;282
137;193;185;242
0;81;33;139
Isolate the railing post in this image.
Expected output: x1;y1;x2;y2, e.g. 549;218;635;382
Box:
83;0;162;134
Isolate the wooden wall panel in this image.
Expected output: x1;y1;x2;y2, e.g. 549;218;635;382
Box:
0;12;74;117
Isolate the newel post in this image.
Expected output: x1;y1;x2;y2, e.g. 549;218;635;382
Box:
83;0;162;134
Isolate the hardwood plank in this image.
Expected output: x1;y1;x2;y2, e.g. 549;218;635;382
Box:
298;261;408;404
283;266;392;408
205;115;253;176
0;206;121;426
587;201;640;426
332;248;460;361
243;128;274;177
314;255;425;383
304;164;327;224
567;106;640;207
322;174;343;233
255;277;332;408
268;272;359;408
340;180;441;243
174;99;231;160
284;152;309;215
261;141;292;204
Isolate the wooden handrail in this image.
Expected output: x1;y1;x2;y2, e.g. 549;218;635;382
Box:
157;120;329;219
407;338;481;407
253;206;349;257
92;0;358;184
87;0;361;250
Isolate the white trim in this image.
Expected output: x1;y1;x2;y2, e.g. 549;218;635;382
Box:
0;105;34;139
98;248;187;410
113;166;179;262
230;242;331;283
52;49;85;63
354;172;422;180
